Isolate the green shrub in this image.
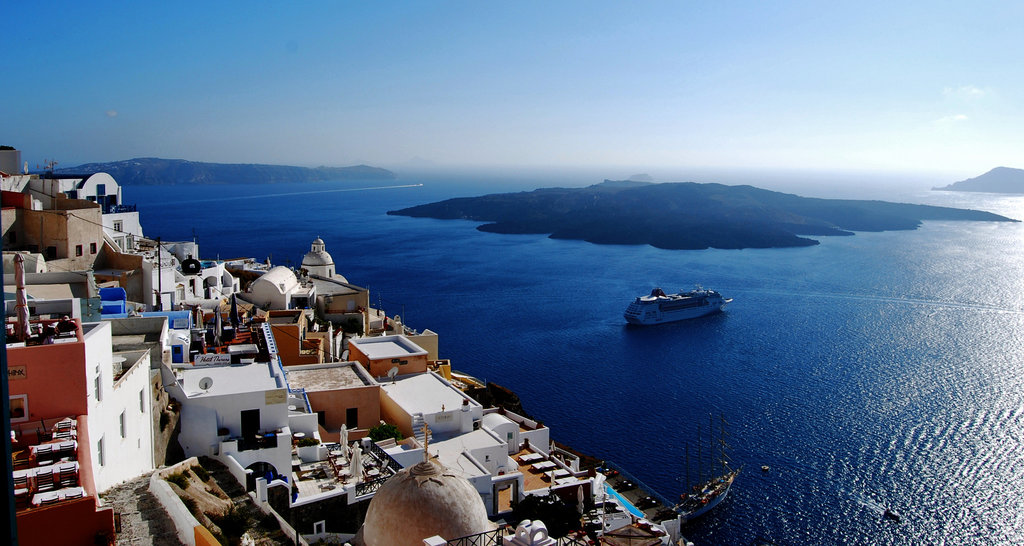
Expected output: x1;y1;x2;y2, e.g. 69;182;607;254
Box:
166;472;189;489
192;465;210;482
296;437;320;447
368;423;403;442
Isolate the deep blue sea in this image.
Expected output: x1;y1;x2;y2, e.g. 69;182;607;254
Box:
130;173;1024;545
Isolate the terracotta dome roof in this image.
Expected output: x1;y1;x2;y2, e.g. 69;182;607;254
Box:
361;459;494;545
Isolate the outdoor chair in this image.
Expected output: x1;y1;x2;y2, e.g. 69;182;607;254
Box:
58;467;78;487
35;469;56;492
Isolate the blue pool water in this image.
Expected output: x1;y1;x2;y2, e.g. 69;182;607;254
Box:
604;484;645;518
130;174;1024;544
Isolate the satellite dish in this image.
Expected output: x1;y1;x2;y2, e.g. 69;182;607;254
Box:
198;377;214;391
387;366;399;383
341;349;349;361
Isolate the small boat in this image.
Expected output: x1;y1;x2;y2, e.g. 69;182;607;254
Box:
624;286;732;325
884;508;901;522
675;414;740;522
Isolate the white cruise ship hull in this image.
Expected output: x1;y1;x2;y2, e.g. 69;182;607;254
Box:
624;288;731;325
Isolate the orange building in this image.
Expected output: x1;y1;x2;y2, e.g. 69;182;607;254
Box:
265;309;326;366
284;362;381;441
347;335;428;378
7;318;117;545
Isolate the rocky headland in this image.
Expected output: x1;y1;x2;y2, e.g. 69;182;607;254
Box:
388;180;1017;250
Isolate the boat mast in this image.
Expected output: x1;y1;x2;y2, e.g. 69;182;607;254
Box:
696;426;703;484
685;443;690;491
709;413;715;478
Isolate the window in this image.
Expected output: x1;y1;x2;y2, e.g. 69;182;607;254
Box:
9;394;28;423
113;220;123;232
75;244;83;256
96;183;106;196
97;437;105;466
94;365;102;402
8;231;14;244
139;389;145;412
317;411;326;427
90;242;97;254
119;411;126;438
346;407;358;429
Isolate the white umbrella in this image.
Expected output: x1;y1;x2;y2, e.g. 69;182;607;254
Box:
350;442;363;482
14;254;31;342
577;484;585;516
339;425;348;452
212;304;223;346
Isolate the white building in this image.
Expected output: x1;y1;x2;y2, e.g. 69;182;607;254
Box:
83;321;157;491
164;323;314;490
246;265;316;310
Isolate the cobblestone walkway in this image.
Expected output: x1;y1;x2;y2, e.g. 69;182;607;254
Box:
101;472;185;546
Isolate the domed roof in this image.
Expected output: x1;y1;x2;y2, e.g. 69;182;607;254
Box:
302;238;334;268
252;266;298;294
362;459;494;545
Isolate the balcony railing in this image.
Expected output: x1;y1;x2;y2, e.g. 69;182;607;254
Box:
106;203;137;214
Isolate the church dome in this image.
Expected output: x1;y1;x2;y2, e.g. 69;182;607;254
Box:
361;459;494;545
301;237;336;278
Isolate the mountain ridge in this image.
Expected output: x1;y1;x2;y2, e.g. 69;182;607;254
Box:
53;157;395;185
933;167;1024;193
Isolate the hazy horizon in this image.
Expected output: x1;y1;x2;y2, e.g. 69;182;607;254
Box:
6;2;1022;181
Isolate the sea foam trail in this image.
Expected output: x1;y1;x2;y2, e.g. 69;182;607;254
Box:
170;183;424;205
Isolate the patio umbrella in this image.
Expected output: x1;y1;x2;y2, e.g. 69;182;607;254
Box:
350;442;363;481
229;293;240;329
339;424;348;452
14;254;31;342
193;304;204;330
212;304;222;346
577;484;585;516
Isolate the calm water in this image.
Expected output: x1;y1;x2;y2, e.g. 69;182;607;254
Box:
131;175;1024;545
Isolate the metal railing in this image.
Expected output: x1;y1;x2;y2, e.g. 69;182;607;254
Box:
445;526;592;546
354;474;389;497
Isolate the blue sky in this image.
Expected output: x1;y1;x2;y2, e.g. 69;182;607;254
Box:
4;1;1022;179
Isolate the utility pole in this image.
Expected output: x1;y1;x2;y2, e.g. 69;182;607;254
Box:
156;237;163;311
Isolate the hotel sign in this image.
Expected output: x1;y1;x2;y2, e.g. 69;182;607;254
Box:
9;365;27;380
194;354;231;366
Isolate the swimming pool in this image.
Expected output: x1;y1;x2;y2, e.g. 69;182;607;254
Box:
604;484;645;518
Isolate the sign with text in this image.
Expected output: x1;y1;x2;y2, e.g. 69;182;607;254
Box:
9;365;27;380
194;354;231;366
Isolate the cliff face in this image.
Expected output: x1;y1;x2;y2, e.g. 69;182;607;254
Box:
934;167;1024;193
54;157;395;185
389;180;1017;250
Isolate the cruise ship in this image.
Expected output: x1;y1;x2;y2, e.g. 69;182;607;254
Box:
624;287;731;325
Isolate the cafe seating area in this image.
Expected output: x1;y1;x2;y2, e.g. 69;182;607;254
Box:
10;417;83;510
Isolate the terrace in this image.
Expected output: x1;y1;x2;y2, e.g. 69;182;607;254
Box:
11;416;86;512
290;439;402;502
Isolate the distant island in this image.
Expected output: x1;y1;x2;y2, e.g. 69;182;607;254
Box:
388;180;1017;250
53;157;395;185
933;167;1024;193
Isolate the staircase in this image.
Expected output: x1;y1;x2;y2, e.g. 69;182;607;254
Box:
412;413;431;446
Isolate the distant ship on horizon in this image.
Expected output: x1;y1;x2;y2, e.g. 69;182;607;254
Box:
624;287;731;325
